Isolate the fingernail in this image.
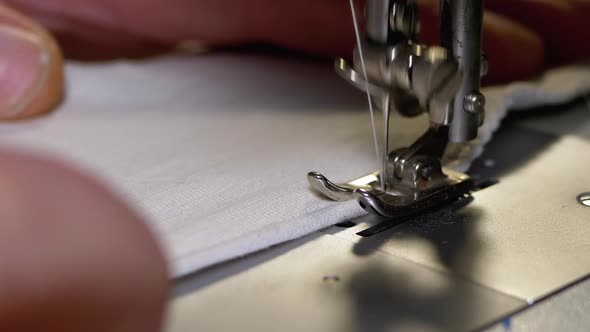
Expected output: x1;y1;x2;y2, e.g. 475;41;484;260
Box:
0;26;50;117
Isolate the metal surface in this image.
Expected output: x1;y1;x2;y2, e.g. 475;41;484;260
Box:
330;126;590;302
334;59;388;97
448;0;485;142
484;277;590;332
169;100;590;332
366;0;391;44
168;233;524;332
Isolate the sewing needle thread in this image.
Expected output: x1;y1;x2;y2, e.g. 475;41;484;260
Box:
349;0;381;171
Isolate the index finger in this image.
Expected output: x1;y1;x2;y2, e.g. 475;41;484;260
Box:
0;4;64;120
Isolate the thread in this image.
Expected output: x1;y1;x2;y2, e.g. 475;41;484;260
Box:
349;0;381;169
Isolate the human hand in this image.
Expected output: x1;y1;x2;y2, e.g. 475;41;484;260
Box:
0;2;587;330
2;0;590;120
0;5;62;120
0;150;169;332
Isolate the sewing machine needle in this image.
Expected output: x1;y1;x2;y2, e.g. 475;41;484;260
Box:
382;94;391;191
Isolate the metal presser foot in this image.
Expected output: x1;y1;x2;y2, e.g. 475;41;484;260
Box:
307;0;489;236
308;128;480;236
315;52;477;230
308;168;474;220
308;166;478;234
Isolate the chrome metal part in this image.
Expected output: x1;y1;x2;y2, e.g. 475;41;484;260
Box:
366;0;419;44
334;59;387;97
307;172;379;202
578;193;590;207
346;44;463;122
308;0;486;220
448;0;486;142
464;91;486;115
354;172;473;219
310;128;474;221
308;166;474;222
336;58;424;117
308;127;474;220
389;0;419;40
366;0;391;43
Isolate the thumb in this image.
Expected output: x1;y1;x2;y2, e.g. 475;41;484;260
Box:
0;4;63;120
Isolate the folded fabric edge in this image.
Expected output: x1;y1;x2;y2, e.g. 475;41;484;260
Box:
171;200;366;278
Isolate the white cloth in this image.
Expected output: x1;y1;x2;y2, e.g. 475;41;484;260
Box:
0;54;588;277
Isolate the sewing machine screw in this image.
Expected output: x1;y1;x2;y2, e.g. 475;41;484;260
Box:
464;92;486;115
578;193;590;207
420;165;434;180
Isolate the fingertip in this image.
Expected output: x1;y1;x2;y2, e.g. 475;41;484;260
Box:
0;4;64;121
0;150;169;332
482;12;545;84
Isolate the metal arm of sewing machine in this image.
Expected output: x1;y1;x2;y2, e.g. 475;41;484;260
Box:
308;0;488;226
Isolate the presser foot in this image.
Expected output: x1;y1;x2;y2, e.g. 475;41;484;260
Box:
307;171;380;202
307;169;476;220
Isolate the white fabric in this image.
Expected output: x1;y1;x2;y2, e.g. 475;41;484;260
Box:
0;54;588;277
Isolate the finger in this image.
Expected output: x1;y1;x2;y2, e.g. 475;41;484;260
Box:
480;11;544;83
2;0;248;59
418;0;544;83
485;0;590;65
0;4;63;120
1;0;545;84
249;0;360;57
2;0;171;60
4;0;358;58
0;150;169;332
55;29;171;61
259;0;544;83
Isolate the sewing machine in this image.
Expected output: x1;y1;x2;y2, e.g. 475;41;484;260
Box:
309;0;488;233
168;1;590;330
